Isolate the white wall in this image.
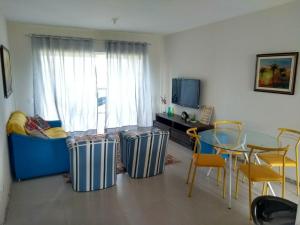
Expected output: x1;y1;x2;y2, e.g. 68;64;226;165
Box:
7;22;165;117
0;13;15;225
164;1;300;179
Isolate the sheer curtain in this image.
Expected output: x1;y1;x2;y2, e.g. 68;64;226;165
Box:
105;41;153;128
32;36;97;131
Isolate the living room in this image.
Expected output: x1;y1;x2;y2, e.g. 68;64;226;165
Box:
0;0;300;224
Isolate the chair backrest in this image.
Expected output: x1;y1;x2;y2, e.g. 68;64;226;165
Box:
186;128;200;153
214;120;243;131
277;128;300;159
247;144;289;179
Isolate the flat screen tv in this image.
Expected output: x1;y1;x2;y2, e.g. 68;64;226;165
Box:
172;78;200;109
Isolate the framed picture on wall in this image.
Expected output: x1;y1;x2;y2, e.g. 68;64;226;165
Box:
0;45;12;98
254;52;298;95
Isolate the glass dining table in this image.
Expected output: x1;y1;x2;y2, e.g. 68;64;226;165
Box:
199;128;281;209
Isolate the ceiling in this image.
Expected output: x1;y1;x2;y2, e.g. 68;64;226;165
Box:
0;0;294;34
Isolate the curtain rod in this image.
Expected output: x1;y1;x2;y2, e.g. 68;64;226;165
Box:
25;34;152;45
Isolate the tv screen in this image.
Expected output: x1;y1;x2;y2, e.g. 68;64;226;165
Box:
172;78;200;109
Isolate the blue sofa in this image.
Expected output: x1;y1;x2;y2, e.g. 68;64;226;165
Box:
8;120;69;180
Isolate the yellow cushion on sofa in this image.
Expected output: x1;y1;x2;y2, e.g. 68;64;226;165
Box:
7;111;27;135
44;127;67;138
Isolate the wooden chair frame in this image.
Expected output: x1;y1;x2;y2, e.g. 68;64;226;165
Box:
235;144;289;219
186;128;226;198
211;120;244;182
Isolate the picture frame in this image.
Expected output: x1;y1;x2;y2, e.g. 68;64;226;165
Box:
254;52;298;95
199;105;214;125
0;45;12;98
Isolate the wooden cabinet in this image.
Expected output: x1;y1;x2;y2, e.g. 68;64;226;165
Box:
153;113;213;150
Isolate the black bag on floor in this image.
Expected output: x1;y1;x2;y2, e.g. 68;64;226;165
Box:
251;196;297;225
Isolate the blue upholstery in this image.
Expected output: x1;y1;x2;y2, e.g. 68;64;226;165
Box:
120;128;169;178
47;120;62;127
67;134;118;192
8;120;69;180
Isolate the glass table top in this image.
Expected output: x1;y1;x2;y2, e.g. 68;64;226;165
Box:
199;128;280;152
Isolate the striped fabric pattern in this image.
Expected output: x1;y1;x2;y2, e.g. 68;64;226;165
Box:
67;138;118;192
120;129;169;178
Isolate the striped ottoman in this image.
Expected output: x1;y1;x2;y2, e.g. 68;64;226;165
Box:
67;133;119;192
120;128;169;178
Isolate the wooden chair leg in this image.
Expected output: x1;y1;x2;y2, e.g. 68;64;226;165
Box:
233;156;238;171
282;177;286;198
235;169;239;199
278;167;282;176
261;182;266;195
296;166;299;196
186;159;193;184
188;165;197;197
223;168;226;199
217;168;221;186
249;180;252;220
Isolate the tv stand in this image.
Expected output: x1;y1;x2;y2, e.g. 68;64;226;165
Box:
153;113;213;149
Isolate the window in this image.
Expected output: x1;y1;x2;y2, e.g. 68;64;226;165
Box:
95;52;107;133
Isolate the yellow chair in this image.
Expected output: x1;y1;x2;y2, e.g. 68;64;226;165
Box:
186;128;226;198
209;120;245;185
258;128;300;195
214;120;244;170
235;144;289;219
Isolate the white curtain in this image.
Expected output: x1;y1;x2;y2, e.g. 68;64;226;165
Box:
32;36;97;131
105;41;153;128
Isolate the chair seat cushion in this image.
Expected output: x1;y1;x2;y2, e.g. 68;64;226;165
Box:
239;163;282;182
44;127;67;138
259;154;296;167
193;153;225;167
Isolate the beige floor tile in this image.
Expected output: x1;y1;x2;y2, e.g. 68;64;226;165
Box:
5;141;299;225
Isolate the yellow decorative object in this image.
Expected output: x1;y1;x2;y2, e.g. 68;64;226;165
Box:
235;144;289;220
258;128;300;195
44;127;67;138
186;128;226;198
6;111;27;135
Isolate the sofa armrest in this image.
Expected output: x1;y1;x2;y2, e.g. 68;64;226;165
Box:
47;120;62;128
8;133;69;180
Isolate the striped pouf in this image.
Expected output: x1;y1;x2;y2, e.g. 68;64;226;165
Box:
67;136;118;192
120;128;169;178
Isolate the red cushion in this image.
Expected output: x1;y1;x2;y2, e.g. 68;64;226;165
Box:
25;118;48;138
32;115;51;130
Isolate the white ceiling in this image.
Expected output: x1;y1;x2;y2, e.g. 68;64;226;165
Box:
0;0;294;34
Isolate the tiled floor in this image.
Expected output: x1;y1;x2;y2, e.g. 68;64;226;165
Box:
5;141;298;225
